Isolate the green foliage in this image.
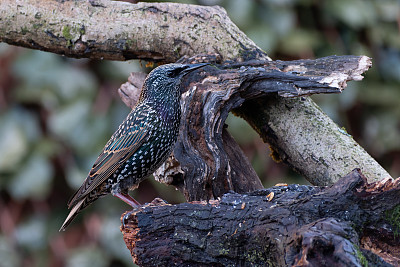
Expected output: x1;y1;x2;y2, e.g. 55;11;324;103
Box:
386;205;400;238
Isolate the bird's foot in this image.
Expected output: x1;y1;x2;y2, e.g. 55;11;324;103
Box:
114;192;141;208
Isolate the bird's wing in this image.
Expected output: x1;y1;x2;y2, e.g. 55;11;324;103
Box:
67;121;150;208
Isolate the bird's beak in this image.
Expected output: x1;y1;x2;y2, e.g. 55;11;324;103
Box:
182;63;210;75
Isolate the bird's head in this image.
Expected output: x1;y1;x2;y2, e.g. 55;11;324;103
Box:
140;63;209;103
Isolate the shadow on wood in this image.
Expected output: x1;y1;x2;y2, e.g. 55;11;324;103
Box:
121;169;400;266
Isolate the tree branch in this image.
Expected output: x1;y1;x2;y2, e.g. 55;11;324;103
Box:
232;54;390;184
0;0;267;62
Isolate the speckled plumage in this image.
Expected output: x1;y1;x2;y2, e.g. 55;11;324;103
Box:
60;63;208;231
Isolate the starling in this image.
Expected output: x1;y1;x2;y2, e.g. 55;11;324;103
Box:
60;63;208;231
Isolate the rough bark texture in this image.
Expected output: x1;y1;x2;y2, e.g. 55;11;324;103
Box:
121;169;400;266
120;55;389;201
0;0;267;62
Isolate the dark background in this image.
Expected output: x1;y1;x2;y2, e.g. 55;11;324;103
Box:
0;0;399;266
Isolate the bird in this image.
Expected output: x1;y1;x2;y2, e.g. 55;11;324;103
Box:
60;63;208;231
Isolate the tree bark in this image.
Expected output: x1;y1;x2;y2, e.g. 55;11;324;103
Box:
235;96;389;185
121;169;400;266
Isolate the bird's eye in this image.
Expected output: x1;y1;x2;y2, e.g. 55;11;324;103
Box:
168;67;186;78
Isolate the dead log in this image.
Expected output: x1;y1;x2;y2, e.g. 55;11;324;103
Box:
121;169;400;266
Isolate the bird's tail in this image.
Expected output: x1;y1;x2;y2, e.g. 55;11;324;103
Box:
59;198;86;232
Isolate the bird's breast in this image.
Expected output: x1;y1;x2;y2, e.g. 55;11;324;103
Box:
152;101;181;126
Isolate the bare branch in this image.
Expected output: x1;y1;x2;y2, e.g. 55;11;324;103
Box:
0;0;268;62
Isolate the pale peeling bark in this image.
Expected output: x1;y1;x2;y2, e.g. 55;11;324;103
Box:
0;0;268;62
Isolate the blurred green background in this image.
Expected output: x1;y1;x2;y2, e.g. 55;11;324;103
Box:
0;0;399;266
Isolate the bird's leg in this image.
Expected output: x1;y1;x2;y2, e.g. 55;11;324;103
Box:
114;192;141;207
